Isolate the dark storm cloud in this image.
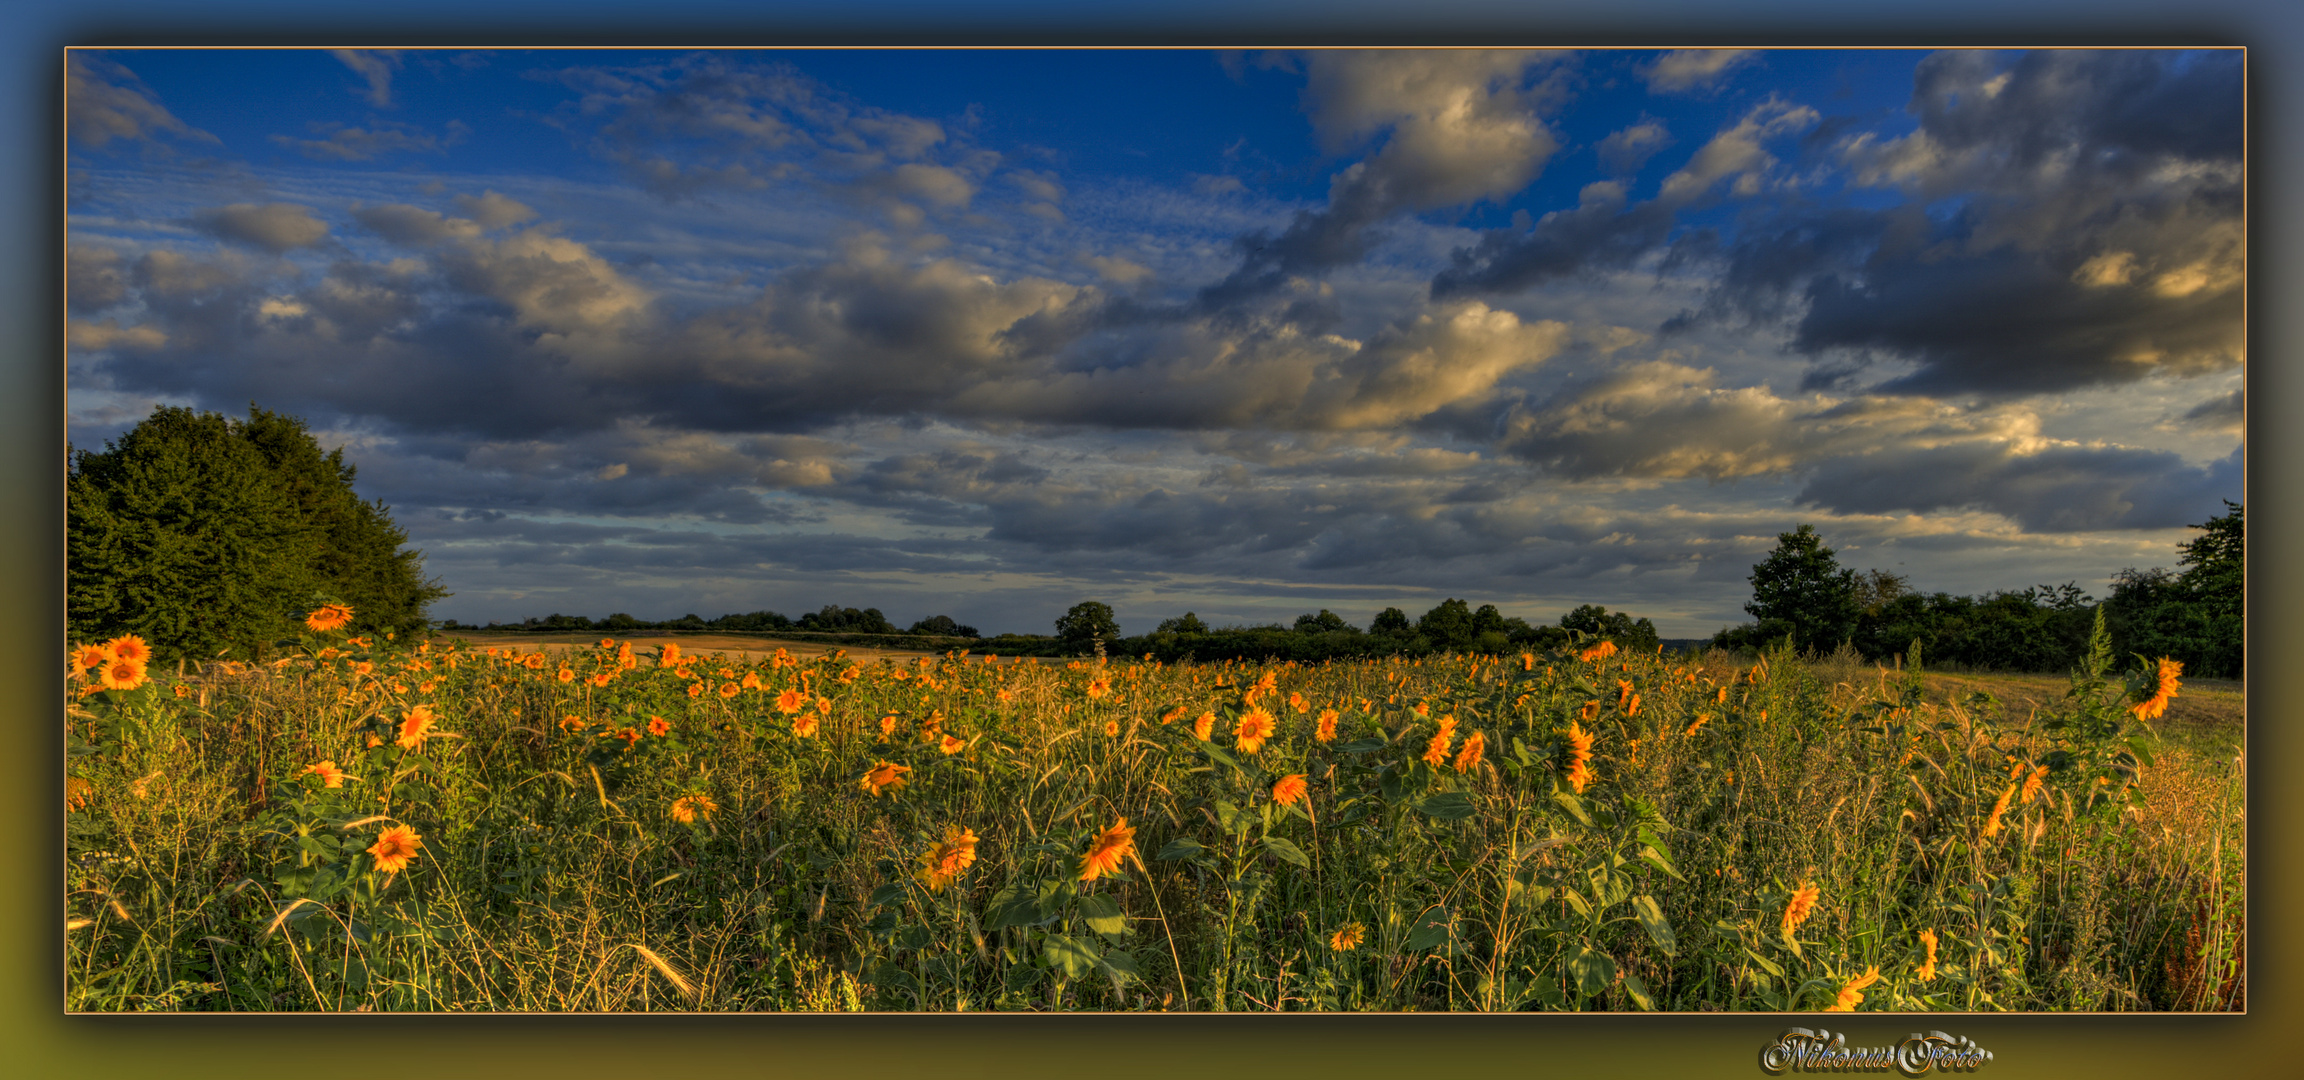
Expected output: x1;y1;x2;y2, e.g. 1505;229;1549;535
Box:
1797;443;2240;532
2179;390;2243;436
1687;49;2243;397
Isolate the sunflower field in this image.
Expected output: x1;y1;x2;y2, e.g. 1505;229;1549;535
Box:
63;610;2243;1012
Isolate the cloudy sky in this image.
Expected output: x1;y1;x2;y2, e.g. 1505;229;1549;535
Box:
63;47;2243;637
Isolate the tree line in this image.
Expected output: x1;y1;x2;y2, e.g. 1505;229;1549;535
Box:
1713;505;2243;677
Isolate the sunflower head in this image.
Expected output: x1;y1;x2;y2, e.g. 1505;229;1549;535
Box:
1078;818;1137;882
860;761;911;797
367;824;423;874
1271;774;1308;806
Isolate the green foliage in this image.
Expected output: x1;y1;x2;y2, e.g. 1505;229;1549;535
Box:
1559;604;1660;654
68;405;446;661
1739;524;1861;655
1054;601;1121;652
2104;502;2244;678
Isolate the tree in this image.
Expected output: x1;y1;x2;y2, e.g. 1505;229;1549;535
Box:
1369;607;1413;636
1417;598;1476;650
2104;501;2244;677
1743;524;1861;655
1559;603;1661;653
69;405;447;661
1055;601;1120;652
1293;609;1352;634
908;614;981;638
1156;612;1210;634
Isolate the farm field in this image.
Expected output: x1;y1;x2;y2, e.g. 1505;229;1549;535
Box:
64;626;2243;1012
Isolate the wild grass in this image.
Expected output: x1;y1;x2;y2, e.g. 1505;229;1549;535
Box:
63;624;2242;1012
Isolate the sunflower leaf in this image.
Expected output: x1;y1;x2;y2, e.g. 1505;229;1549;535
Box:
1568;945;1616;998
1417;792;1477;820
1154;836;1210;863
1621;971;1657;1011
1077;892;1129;937
1404;906;1453;952
1042;933;1102;980
1630;894;1677;956
1260;835;1311;867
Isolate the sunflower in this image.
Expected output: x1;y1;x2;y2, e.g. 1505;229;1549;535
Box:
396;706;438;750
1330;922;1366;952
792;712;821;738
98;655;148;692
1103;719;1120;738
2019;764;2048;805
1981;783;2016;838
1287;692;1308;714
304;605;354;633
1234;708;1276;754
71;642;111;676
658;643;682;668
670;793;719;824
1823;965;1881;1012
1085;676;1111;700
939;733;966;755
1077;817;1137;882
685;682;703;698
304;760;347;788
1782;880;1820;940
1563;721;1595;794
1916;929;1939;982
1452;730;1485;774
560;715;587;733
2132;657;2183;721
367;824;423;874
859;761;911;797
612;727;642;748
1192;712;1216;741
1685;713;1710;738
917;826;980;892
1159;705;1187;725
776;688;806;714
647;715;672;737
1577;640;1617;663
1271;774;1308;806
1421;727;1453;767
879;715;900;741
1315;709;1339;743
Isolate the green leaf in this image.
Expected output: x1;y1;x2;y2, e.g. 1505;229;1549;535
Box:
1568;945;1616;998
1042;933;1101;980
1742;947;1784;978
1636;845;1686;882
1621;971;1657;1011
1335;738;1386;754
1261;835;1311;867
1553;790;1592;827
1077;892;1129;937
1098;947;1142;984
1405;907;1453;952
1154;836;1209;862
1214;799;1247;836
892;923;933;951
1417;792;1477;820
1630;895;1676;956
866;883;905;910
1561;887;1593;918
985;881;1047;929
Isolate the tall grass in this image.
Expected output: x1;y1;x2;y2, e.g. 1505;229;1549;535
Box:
63;622;2242;1011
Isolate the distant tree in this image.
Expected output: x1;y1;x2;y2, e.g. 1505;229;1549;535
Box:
1417;598;1476;650
1293;609;1352;634
603;613;642;630
2105;501;2244;677
1852;569;1913;616
796;605;896;634
69;405;446;661
1055;601;1121;652
1157;612;1210;634
1558;603;1661;653
908;614;981;638
1369;607;1413;635
1742;524;1862;655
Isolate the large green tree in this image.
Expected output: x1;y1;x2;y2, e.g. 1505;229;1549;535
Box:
1740;523;1862;655
69;405;447;660
2105;501;2244;677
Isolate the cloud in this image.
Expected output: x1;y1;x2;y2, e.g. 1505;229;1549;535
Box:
453;190;538;230
272;119;467;161
191;203;332;253
331;49;403;107
1687;49;2243;397
2178;389;2243;437
1200;50;1567;308
1798;443;2240;532
68;245;131;313
353;203;485;246
66;53;218;150
1433;99;1812;298
1595;118;1673;174
1641;50;1758;94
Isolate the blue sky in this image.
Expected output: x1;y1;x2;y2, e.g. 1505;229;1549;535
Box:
65;47;2244;636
